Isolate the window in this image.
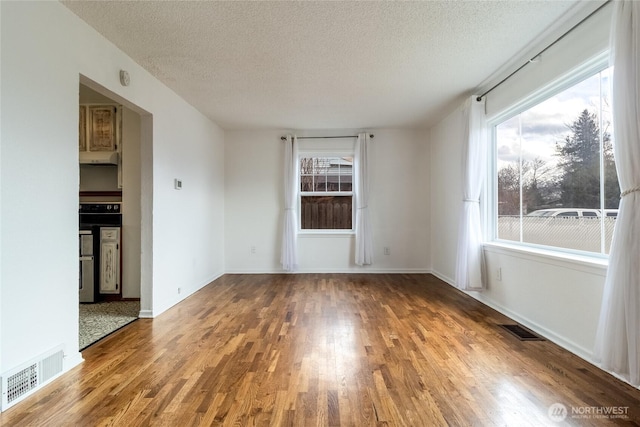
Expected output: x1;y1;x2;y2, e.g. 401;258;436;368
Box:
494;66;619;255
300;156;353;230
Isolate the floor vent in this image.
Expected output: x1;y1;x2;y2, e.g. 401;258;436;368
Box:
1;346;64;411
499;324;545;341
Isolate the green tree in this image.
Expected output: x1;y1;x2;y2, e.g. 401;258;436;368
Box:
556;109;619;209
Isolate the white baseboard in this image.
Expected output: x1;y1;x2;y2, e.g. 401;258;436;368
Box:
430;268;640;390
138;310;153;318
472;293;592;360
140;271;225;319
430;269;456;286
431;268;592;360
224;268;433;274
64;351;84;371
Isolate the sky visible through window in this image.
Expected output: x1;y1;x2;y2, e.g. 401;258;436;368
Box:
495;67;619;254
497;67;612;179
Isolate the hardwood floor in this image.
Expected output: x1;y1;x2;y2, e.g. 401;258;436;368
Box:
2;274;639;426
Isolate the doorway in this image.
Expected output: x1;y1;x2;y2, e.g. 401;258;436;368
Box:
78;78;150;348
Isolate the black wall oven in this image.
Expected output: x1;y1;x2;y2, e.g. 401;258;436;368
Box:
79;203;122;302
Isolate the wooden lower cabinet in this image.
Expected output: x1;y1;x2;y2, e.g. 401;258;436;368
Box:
99;227;120;295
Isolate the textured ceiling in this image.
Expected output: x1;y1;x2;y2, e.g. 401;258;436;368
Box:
63;1;583;130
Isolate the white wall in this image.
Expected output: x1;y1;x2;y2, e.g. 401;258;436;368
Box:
429;107;464;284
481;246;606;359
122;107;142;299
427;0;616;366
151;104;224;314
429;103;607;363
224;129;430;273
0;1;224;381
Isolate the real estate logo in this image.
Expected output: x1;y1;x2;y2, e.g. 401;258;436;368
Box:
548;403;568;422
548;403;629;422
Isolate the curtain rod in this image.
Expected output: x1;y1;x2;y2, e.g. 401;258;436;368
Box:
476;0;611;102
280;134;374;141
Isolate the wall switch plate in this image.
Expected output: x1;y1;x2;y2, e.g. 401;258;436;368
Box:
497;268;502;282
384;247;390;255
174;178;182;190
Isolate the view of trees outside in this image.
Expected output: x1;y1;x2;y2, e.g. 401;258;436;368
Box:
496;67;620;253
300;157;352;192
556;109;619;209
299;157;353;230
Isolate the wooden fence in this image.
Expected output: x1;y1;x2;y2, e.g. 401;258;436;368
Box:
301;196;352;230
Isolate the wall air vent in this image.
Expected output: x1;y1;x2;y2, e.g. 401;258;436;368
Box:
6;364;38;405
499;324;545;341
1;346;64;411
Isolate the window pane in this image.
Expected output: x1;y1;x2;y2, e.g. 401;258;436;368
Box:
326;173;340;191
299;155;354;230
495;67;617;255
496;115;521;243
301;156;353;194
314;174;327;191
600;67;619;253
337;157;353;191
300;158;314;191
552;75;602;210
313;158;328;176
300;196;352;229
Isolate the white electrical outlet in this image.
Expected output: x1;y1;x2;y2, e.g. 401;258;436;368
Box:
174;178;182;190
496;268;502;282
178;287;182;294
250;246;256;255
384;247;390;255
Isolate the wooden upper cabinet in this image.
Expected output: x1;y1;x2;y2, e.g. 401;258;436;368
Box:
79;106;87;151
88;106;117;152
79;104;123;188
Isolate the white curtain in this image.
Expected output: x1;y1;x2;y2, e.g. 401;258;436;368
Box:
280;135;298;271
354;133;373;265
593;0;640;386
455;96;487;291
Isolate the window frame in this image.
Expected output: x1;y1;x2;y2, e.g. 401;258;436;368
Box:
297;151;355;234
486;52;612;260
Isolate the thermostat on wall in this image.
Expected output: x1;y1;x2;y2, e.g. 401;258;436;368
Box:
174;179;182;190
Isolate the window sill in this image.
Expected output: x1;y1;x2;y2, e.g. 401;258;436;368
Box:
483;241;608;276
298;230;355;238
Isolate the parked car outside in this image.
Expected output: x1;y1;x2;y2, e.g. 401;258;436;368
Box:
526;208;617;218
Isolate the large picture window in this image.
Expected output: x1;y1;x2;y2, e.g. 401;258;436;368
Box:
494;67;619;254
300;156;353;230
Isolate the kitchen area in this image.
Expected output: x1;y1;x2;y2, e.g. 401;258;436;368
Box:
78;84;142;349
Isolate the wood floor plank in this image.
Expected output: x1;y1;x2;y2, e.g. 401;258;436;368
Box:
1;273;639;426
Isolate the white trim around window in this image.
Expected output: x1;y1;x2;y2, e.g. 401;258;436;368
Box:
298;153;355;234
486;52;614;264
